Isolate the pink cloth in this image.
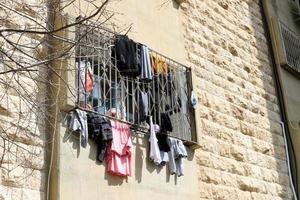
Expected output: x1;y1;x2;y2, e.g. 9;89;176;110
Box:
106;120;132;176
85;67;93;93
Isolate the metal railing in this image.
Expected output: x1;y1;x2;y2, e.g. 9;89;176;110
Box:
75;21;195;143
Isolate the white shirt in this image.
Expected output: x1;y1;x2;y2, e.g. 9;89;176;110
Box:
149;117;161;165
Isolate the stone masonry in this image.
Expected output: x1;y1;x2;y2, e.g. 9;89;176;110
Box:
181;0;293;199
0;0;296;199
0;0;47;199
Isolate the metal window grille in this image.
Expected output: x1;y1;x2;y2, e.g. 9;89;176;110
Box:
75;20;196;143
280;23;300;73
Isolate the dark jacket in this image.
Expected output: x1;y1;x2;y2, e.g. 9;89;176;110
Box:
87;113;113;162
113;35;140;77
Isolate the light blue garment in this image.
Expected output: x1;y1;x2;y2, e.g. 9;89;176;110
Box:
92;75;102;102
69;109;88;148
92;75;102;112
167;138;187;177
140;45;153;80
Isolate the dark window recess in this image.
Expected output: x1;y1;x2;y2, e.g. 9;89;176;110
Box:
75;21;196;143
280;23;300;74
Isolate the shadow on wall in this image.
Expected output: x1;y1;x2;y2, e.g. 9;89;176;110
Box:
62;116;195;186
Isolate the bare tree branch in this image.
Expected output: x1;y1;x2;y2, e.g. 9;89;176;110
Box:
0;0;110;35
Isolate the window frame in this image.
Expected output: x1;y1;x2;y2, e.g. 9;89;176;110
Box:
73;19;198;145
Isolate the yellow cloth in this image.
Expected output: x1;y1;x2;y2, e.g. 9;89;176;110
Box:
150;53;169;75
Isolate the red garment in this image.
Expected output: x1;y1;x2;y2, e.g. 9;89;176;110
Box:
106;120;132;176
85;67;93;93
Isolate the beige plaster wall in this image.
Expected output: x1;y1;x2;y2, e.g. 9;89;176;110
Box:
58;1;199;200
59;127;199;200
57;0;294;200
107;0;187;63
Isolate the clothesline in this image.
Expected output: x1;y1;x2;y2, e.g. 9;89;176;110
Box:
75;15;190;72
67;106;197;145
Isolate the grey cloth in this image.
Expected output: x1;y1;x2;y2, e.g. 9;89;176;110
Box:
78;60;92;102
87;113;113;162
136;91;149;123
92;75;103;111
140;45;152;81
141;91;149;116
69;109;88;148
160;151;169;166
167;138;187;177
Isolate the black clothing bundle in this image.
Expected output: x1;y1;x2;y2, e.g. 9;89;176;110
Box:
113;35;140;77
160;113;173;133
156;132;170;152
87;113;113;162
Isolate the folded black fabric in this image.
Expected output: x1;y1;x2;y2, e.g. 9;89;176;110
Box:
160;113;173;132
87;113;113;162
112;35;140;77
156;132;170;152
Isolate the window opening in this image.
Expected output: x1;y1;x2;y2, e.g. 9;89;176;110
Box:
75;20;196;144
280;22;300;74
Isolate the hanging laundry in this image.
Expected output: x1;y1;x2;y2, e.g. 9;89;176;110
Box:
140;91;149;122
140;44;153;81
113;35;140;77
134;90;149;124
78;60;94;95
85;63;94;93
68;109;88;148
150;53;169;75
154;124;170;166
141;91;149;116
169;69;186;114
87;113;113;162
167;138;187;177
152;73;182;116
160;112;173;132
160;151;169;166
149;117;161;165
119;101;127;121
106;120;132;176
91;75;106;113
191;90;198;109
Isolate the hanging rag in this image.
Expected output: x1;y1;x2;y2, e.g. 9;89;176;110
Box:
68;109;88;148
149;117;161;165
160;112;173;132
87;113;113;162
150;53;169;75
154;124;169;166
167;138;187;177
113;35;140;77
140;44;153;81
191;90;198;109
78;60;94;95
106;120;132;176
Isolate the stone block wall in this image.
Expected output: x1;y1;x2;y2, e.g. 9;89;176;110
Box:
0;0;296;199
181;0;293;199
0;0;47;199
